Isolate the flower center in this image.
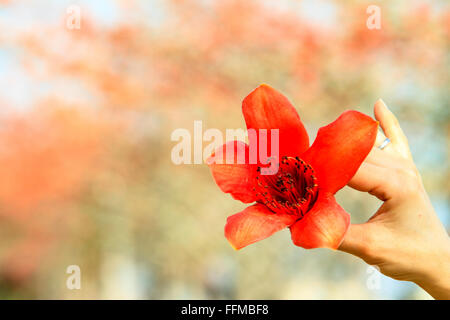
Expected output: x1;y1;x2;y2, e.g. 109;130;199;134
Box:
253;156;318;219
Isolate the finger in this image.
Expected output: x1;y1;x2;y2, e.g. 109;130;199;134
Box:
374;130;387;147
373;130;396;155
374;99;404;143
338;224;371;257
364;147;405;170
374;99;411;158
348;162;391;201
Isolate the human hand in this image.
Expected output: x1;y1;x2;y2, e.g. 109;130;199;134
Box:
338;99;450;300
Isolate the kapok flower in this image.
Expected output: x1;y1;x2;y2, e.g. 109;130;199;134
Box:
207;84;378;250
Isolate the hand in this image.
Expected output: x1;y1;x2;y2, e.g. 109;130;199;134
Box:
338;99;450;300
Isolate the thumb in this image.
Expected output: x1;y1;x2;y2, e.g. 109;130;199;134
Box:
348;162;391;201
339;224;373;258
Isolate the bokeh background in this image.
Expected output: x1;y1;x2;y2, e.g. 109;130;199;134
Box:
0;0;448;299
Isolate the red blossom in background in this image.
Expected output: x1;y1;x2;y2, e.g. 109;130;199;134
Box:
208;85;378;250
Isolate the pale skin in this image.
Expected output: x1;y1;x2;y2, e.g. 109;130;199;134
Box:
338;99;450;300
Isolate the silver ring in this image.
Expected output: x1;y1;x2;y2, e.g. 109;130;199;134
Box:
378;138;391;150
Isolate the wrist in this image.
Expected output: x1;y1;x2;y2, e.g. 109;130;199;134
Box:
414;239;450;299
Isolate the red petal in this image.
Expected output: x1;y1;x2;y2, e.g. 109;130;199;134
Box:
242;84;309;158
302;110;378;194
290;193;350;249
225;204;297;250
207;141;256;203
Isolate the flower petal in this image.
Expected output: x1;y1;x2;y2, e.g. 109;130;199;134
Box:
207;140;256;203
290;193;350;249
301;110;378;194
225;204;297;250
242;84;309;158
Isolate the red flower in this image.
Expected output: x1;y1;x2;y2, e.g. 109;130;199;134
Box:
207;84;378;250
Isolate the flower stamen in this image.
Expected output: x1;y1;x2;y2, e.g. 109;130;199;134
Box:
254;156;319;219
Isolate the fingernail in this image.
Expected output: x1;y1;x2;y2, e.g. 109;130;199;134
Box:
377;98;389;110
